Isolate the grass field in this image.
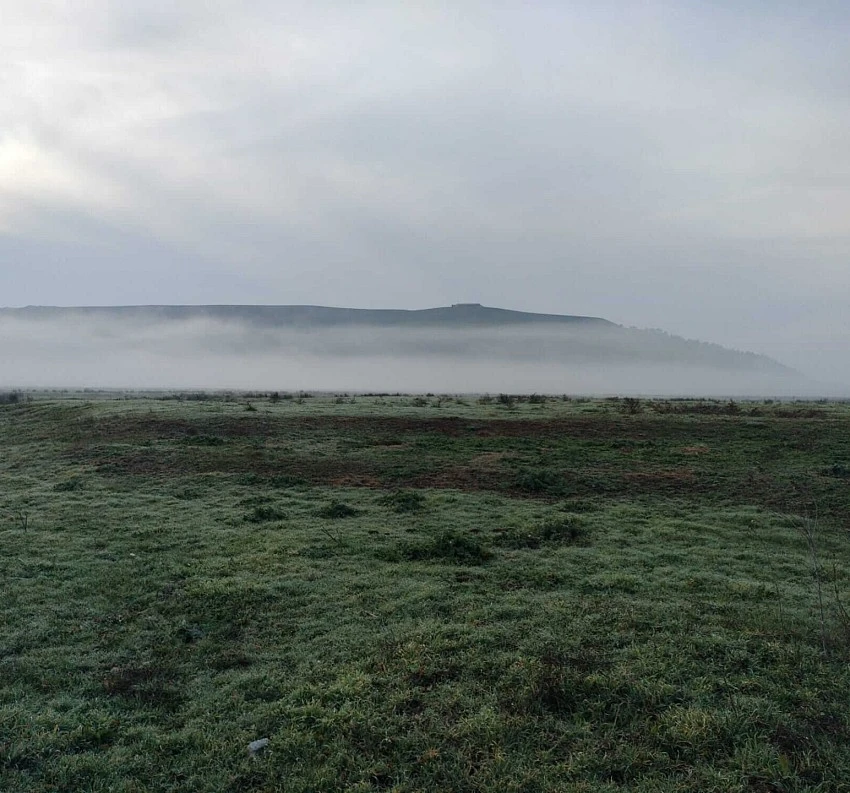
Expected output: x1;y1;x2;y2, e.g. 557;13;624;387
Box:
2;392;849;792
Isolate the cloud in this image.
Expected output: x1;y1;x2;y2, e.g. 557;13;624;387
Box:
4;2;847;244
1;1;849;382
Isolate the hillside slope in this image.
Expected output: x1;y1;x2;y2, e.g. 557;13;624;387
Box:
2;303;613;327
0;303;792;376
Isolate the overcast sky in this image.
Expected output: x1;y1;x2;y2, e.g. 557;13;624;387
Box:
2;2;849;380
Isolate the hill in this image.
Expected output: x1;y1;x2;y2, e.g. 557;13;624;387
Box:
3;302;614;327
0;303;793;378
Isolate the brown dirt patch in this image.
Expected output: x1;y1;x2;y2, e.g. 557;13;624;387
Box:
680;445;711;455
469;451;515;466
70;413;657;444
328;473;384;488
622;468;699;493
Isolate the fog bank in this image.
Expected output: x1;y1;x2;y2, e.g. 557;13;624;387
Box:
0;316;830;396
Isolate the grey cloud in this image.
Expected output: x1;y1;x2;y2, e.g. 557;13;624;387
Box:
1;1;849;390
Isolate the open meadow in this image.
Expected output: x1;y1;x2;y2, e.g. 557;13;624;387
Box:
2;392;849;792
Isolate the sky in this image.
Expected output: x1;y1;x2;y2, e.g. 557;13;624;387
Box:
2;1;849;382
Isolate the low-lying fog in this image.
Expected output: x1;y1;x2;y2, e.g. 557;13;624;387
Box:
0;316;838;396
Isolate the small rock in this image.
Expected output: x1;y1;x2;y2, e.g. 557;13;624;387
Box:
248;738;270;757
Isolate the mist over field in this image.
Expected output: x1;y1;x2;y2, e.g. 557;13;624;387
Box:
4;5;850;791
3;2;849;400
0;313;815;396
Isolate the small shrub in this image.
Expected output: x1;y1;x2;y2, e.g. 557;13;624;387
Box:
498;394;516;408
620;397;642;415
477;395;493;405
825;463;850;478
380;490;425;513
528;393;547;404
411;397;429;407
245;402;257;412
317;501;359;519
0;390;21;405
244;505;287;523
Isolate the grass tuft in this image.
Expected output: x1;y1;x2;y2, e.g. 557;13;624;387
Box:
317;500;359;519
387;529;492;565
53;477;85;492
243;505;287;523
496;516;587;549
379;490;426;513
514;466;565;495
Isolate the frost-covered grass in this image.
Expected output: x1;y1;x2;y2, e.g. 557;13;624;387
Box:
1;394;849;791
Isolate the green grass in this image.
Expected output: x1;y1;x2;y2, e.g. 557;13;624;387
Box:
1;394;849;791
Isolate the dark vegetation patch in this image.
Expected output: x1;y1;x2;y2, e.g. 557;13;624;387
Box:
179;434;226;446
101;664;183;710
65;410;822;446
382;530;491;565
317;501;359;519
243;505;287;523
206;648;254;671
495;516;587;549
378;489;426;513
53;477;85;492
63;407;850;517
557;497;600;513
519;646;618;717
514;466;566;495
236;472;308;488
